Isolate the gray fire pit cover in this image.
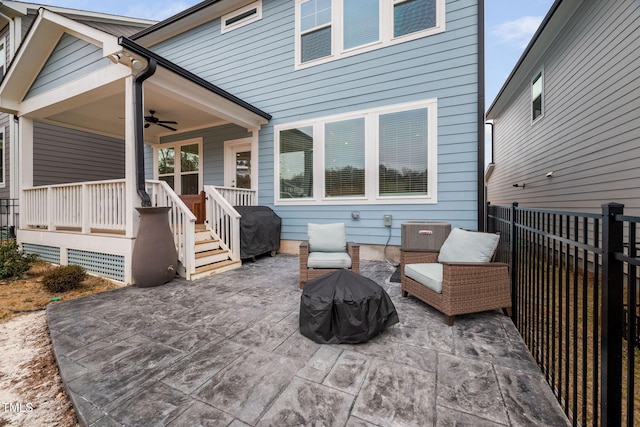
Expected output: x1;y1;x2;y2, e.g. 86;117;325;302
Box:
299;269;399;344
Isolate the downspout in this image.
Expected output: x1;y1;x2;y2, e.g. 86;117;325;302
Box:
477;0;486;231
133;58;156;207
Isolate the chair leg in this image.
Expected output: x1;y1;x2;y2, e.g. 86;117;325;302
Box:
445;315;454;326
503;307;513;317
402;290;408;297
299;281;305;289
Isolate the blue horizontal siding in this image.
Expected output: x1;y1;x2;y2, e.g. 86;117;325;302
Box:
150;0;480;243
26;33;110;98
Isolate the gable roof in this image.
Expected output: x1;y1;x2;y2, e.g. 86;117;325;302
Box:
486;0;583;119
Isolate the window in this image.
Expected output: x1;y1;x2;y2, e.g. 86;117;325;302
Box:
532;70;544;122
275;100;437;204
0;40;5;76
296;0;444;68
155;139;202;195
221;1;262;33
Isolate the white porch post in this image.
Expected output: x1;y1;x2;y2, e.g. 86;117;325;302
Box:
124;75;141;238
18;117;33;232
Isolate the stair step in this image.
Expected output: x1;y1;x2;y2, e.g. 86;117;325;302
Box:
195;238;221;252
192;259;242;279
195;249;230;267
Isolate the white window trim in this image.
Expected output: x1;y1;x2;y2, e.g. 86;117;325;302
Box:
274;99;438;205
0;37;6;77
531;67;544;125
221;1;263;34
153;137;203;195
0;127;5;188
295;0;446;70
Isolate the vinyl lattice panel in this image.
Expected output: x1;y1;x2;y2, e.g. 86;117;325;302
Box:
22;244;61;264
68;249;125;282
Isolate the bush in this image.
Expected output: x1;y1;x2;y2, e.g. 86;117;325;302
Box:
42;265;87;293
0;240;38;279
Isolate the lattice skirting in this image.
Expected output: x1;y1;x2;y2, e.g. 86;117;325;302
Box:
21;244;125;282
68;249;125;282
22;243;61;264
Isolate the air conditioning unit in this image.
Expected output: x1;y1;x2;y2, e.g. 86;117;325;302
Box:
401;222;451;252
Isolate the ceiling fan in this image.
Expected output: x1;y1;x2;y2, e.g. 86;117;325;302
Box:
144;110;178;131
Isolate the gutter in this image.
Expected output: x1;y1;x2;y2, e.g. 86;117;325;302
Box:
133;58;157;207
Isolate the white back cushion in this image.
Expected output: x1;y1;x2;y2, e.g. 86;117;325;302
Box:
437;228;500;263
308;223;347;252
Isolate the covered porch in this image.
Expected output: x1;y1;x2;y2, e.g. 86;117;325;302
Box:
0;8;270;283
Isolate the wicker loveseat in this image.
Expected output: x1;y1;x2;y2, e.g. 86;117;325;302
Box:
299;223;360;288
400;228;512;326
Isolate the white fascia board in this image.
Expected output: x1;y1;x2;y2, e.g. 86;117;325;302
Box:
148;68;268;131
20;64;132;117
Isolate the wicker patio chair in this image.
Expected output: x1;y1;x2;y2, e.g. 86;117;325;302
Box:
400;228;511;326
299;223;360;288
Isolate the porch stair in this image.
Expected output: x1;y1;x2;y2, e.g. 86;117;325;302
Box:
182;224;241;280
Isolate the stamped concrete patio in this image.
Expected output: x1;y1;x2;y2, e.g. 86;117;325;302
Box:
48;255;569;426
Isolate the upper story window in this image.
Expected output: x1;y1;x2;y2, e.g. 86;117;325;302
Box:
532;70;544;122
296;0;445;68
221;1;263;34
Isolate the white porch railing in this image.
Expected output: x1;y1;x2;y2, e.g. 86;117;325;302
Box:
204;185;242;261
213;186;257;207
23;179;127;233
146;180;197;278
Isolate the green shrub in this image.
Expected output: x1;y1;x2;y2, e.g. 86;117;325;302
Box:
42;265;87;293
0;240;38;279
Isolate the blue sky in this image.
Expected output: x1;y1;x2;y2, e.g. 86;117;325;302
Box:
35;0;554;107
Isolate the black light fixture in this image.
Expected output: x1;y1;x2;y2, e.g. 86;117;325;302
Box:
513;183;526;189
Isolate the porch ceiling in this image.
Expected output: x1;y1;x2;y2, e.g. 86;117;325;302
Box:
41;71;246;143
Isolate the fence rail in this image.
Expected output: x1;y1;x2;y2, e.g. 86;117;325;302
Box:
488;202;638;427
0;199;18;242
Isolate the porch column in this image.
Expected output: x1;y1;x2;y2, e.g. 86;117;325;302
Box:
124;75;141;238
18;117;33;231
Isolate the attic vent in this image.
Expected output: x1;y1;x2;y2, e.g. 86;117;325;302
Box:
221;1;262;34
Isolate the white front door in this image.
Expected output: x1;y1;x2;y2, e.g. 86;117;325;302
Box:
224;138;254;189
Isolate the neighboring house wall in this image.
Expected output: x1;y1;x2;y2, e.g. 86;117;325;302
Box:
487;0;640;215
33;122;124;186
149;0;481;244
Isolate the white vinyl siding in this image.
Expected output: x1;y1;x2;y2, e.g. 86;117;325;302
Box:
275;99;437;205
296;0;445;68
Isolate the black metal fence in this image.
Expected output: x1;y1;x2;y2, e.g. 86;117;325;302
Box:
0;199;18;242
487;202;638;427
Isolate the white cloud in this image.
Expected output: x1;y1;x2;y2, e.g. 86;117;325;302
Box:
491;16;544;49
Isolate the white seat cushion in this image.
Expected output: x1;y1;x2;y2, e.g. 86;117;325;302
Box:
438;228;500;263
308;223;347;252
307;252;352;269
404;263;443;293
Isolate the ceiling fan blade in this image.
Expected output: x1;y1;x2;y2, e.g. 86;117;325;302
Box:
144;123;151;128
157;120;178;125
157;123;177;131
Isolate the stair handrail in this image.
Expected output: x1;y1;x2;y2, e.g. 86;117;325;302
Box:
145;180;197;277
203;185;241;261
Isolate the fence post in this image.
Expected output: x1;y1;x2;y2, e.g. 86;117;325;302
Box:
510;202;518;321
601;202;624;426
